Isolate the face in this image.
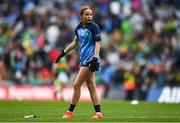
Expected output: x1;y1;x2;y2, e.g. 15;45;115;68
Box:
81;9;93;24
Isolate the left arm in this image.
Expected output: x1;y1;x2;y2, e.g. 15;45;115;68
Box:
89;41;101;72
94;41;100;58
89;23;101;72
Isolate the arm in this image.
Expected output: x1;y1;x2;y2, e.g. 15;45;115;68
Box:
89;24;101;72
48;36;78;63
89;41;101;72
93;41;100;58
64;36;78;54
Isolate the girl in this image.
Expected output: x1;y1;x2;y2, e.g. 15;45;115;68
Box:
49;5;103;119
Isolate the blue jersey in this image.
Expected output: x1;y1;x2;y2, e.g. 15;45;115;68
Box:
75;22;101;66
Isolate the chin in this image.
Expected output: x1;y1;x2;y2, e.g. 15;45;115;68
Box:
86;21;91;23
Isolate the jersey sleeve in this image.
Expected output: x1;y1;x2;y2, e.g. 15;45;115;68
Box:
75;23;81;37
92;23;101;42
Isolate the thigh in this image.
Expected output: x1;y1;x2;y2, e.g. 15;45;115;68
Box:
74;67;90;86
86;70;96;86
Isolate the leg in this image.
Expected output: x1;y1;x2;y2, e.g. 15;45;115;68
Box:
86;70;103;118
86;71;99;105
71;67;89;104
63;67;89;118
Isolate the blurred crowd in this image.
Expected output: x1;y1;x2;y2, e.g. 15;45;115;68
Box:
0;0;180;100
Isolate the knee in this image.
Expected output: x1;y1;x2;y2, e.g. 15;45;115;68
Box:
74;83;81;90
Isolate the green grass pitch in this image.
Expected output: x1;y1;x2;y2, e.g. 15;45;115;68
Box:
0;100;180;122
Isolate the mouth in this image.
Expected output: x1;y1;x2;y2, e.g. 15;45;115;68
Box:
87;19;91;22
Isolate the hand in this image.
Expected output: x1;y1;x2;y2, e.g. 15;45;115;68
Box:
48;49;66;63
89;57;100;72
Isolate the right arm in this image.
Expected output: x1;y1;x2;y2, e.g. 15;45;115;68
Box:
64;36;78;54
49;36;78;63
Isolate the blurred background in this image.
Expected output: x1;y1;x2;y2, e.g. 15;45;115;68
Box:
0;0;179;102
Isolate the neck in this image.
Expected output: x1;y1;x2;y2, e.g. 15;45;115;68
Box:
82;21;91;27
82;22;87;27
